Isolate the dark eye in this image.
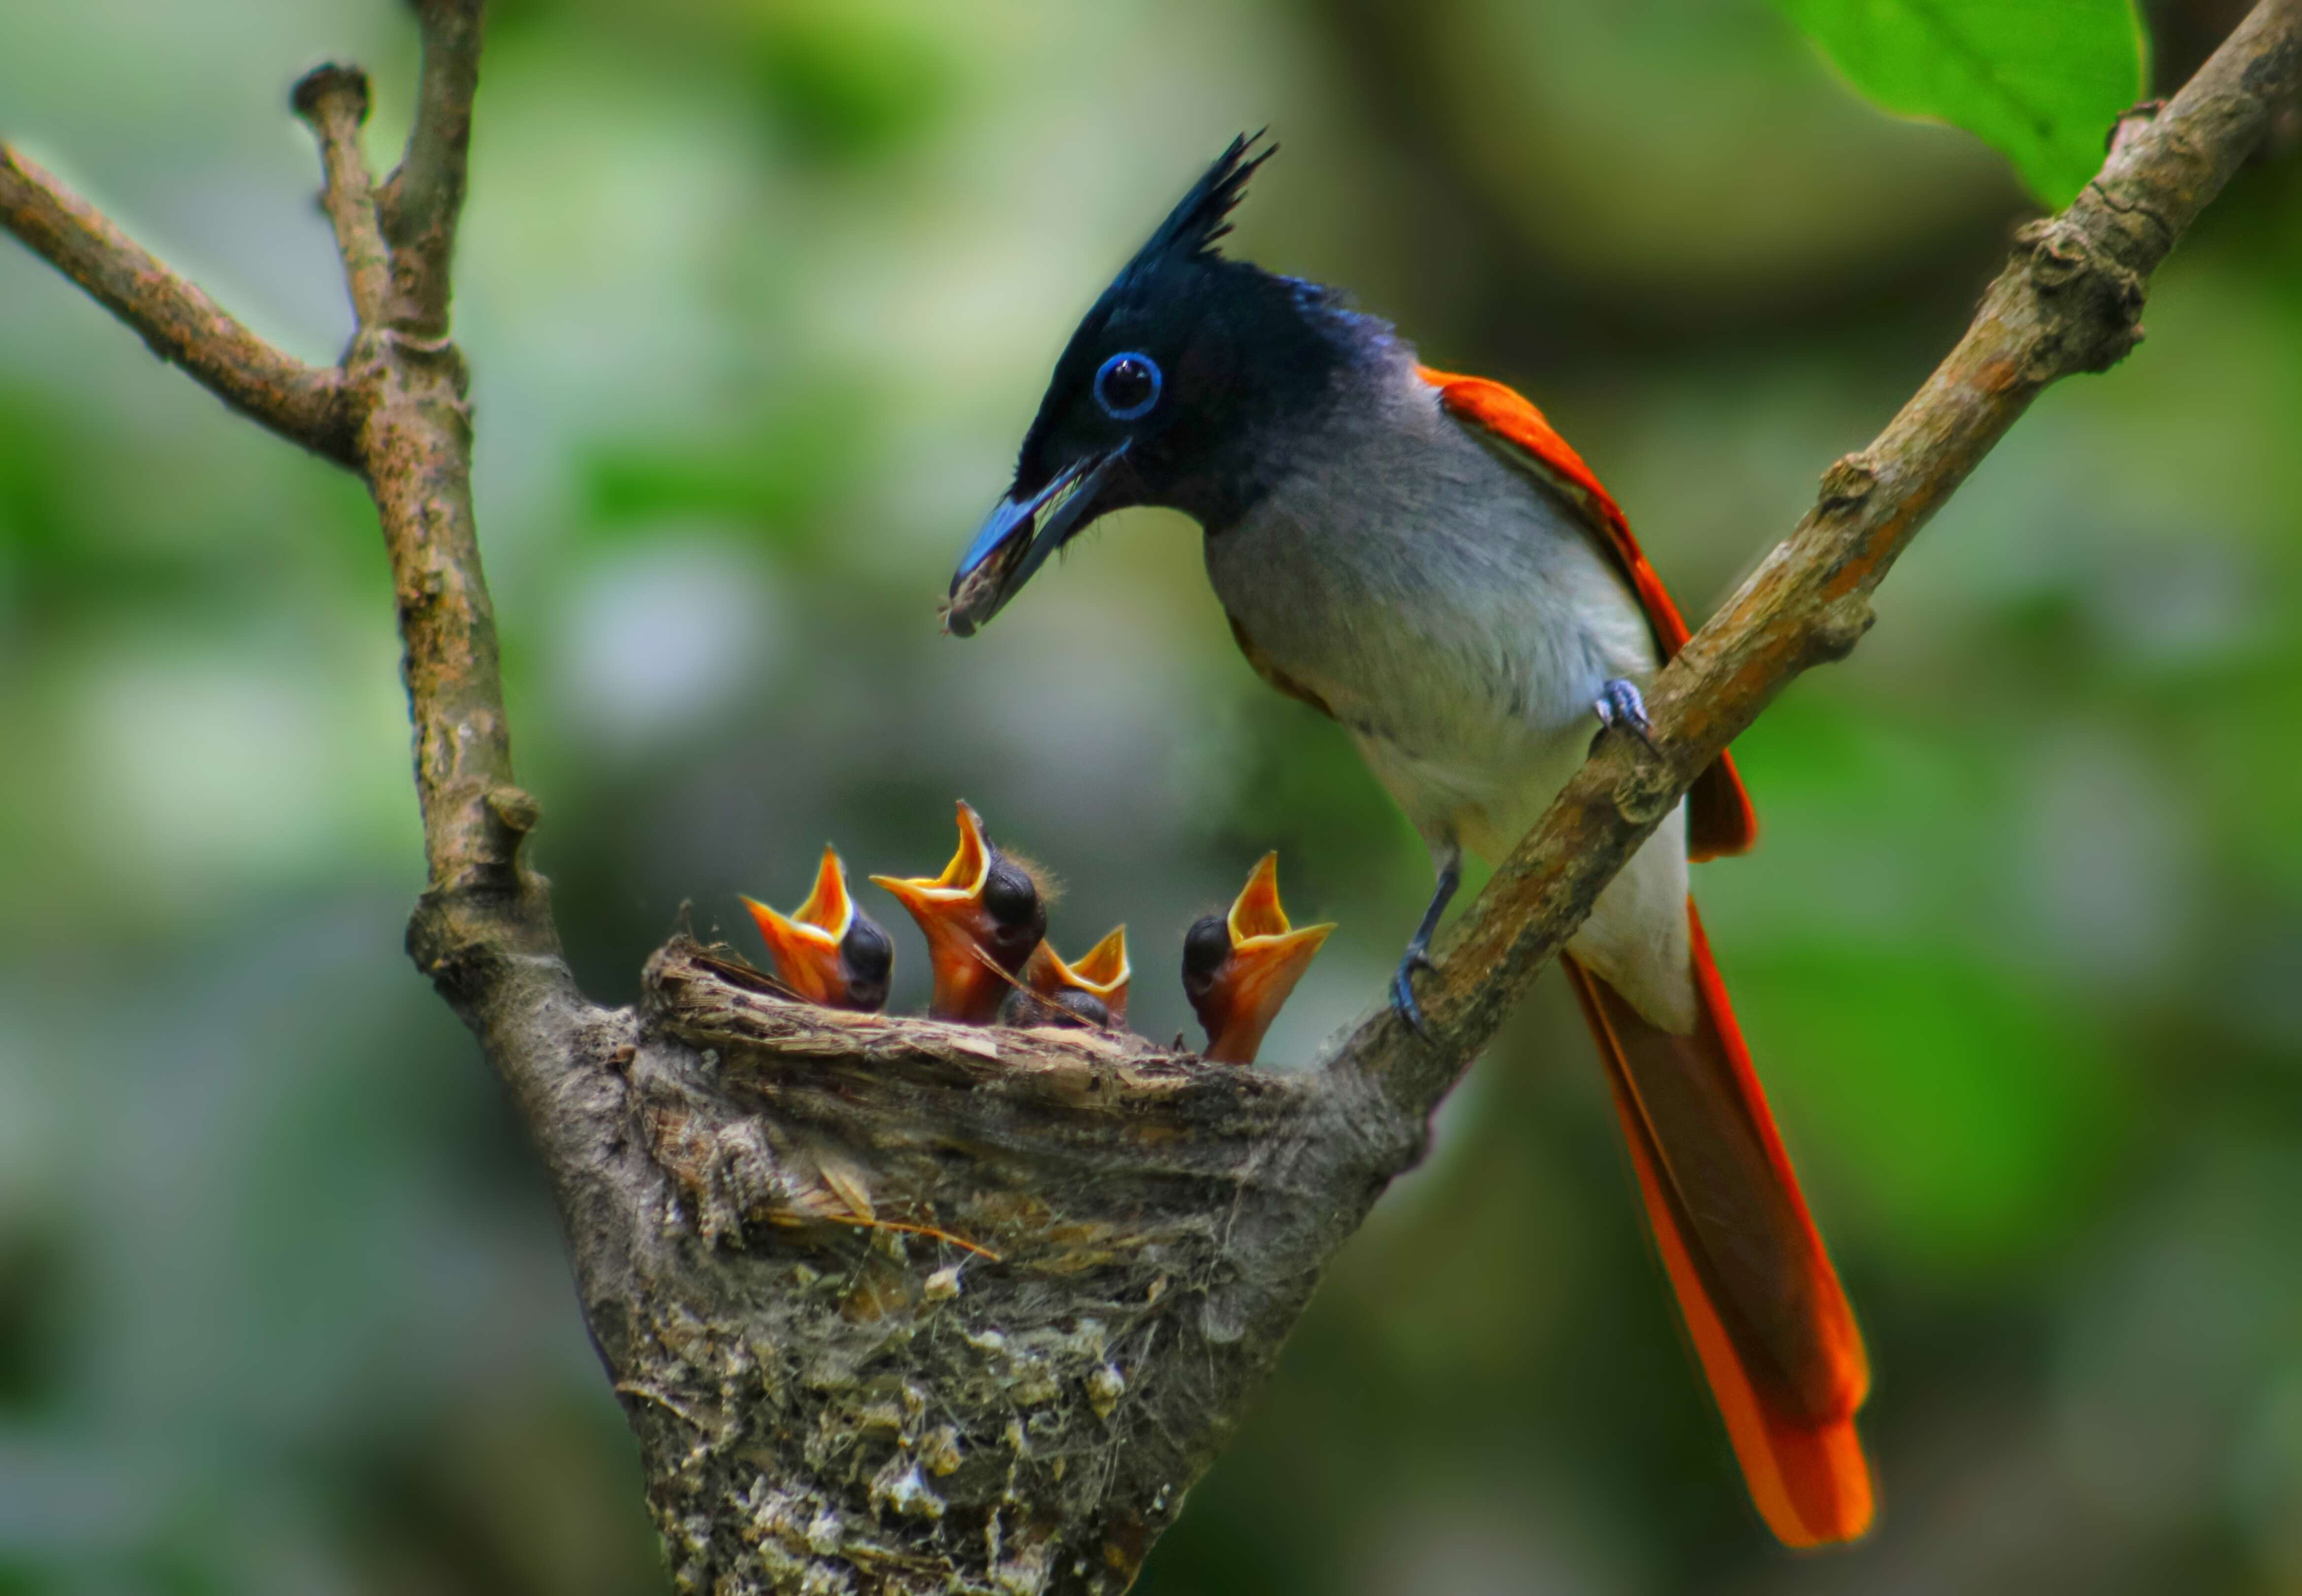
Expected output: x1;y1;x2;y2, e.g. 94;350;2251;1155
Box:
1050;989;1110;1029
1094;352;1162;421
840;915;892;985
982;859;1042;930
1183;916;1231;979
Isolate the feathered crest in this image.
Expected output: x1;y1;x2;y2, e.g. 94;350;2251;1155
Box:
1120;132;1273;283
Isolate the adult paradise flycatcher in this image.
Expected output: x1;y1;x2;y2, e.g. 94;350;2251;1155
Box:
942;136;1871;1545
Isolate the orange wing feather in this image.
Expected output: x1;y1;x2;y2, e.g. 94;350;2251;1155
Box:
1419;366;1758;860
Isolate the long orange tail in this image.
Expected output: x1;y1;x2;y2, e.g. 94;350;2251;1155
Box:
1561;904;1873;1546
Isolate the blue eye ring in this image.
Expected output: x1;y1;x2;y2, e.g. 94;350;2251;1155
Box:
1093;352;1162;421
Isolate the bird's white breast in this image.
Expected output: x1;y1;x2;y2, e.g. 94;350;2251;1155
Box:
1203;363;1656;852
1203;359;1698;1029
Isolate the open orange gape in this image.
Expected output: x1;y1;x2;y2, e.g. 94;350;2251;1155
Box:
734;799;1330;1063
1181;853;1333;1065
741;845;892;1012
1006;925;1131;1030
867;800;1052;1024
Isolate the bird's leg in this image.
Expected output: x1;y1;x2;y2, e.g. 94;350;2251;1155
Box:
1390;850;1462;1036
1593;677;1656;748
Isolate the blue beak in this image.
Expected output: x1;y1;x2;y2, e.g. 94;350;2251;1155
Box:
946;442;1128;637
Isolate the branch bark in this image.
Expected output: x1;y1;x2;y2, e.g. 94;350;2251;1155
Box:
3;3;2297;1593
0;145;356;463
292;65;391;329
374;0;481;336
1331;0;2302;1122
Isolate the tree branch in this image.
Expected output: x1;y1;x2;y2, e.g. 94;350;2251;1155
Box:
0;144;356;464
376;0;483;335
291;8;607;1189
291;65;392;329
3;2;2296;1593
1322;0;2302;1119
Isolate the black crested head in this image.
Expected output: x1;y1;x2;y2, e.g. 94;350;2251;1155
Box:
1015;133;1375;525
946;134;1394;635
1122;129;1273;276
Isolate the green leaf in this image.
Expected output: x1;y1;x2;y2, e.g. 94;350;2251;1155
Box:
1774;0;2148;208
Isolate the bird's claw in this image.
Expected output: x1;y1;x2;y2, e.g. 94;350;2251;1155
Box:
1390;948;1435;1036
1594;677;1656;748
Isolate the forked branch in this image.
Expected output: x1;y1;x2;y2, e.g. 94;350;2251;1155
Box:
0;145;355;462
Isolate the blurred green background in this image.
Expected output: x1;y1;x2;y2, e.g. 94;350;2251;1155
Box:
4;0;2300;1591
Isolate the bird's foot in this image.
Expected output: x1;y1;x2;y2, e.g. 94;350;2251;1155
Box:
1594;677;1655;748
1390;946;1435;1036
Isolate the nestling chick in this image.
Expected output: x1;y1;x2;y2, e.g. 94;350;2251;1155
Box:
1181;853;1331;1065
1026;925;1132;1027
740;845;892;1012
870;800;1048;1023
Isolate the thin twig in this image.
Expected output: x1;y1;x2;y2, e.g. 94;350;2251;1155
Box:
376;0;484;335
815;1213;1004;1262
0;144;355;464
291;64;391;330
